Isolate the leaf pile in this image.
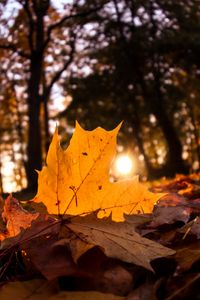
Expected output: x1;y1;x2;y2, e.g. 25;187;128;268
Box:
0;124;200;300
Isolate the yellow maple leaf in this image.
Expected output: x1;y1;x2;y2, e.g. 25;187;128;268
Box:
34;122;163;221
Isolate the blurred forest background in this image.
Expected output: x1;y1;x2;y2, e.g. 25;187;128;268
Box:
0;0;200;193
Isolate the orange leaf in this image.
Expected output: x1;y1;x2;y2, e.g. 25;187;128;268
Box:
34;122;163;221
0;195;39;241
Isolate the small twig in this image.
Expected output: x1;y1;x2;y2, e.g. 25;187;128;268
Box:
165;273;200;300
182;217;198;240
0;248;15;280
43;5;103;50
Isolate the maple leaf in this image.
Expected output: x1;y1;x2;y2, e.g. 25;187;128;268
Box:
67;214;175;271
34;122;163;221
0;195;39;241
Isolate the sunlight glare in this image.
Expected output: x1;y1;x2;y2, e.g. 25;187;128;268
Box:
115;155;134;175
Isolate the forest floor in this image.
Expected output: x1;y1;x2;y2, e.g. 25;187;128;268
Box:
0;173;200;300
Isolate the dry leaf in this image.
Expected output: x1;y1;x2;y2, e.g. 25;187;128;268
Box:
23;233;79;280
67;214;175;271
126;280;158;300
94;265;133;295
150;206;190;227
0;195;39;241
50;291;125;300
0;215;58;250
34;123;163;221
0;279;125;300
0;279;59;300
175;240;200;271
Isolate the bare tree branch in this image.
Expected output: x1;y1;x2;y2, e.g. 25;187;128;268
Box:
0;43;30;59
44;34;76;100
43;4;104;50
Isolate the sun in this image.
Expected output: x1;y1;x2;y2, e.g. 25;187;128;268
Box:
115;155;134;176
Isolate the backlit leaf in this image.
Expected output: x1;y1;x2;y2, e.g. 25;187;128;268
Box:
34;123;163;221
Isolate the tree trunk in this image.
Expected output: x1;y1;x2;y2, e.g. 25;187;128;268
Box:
43;95;50;153
26;63;42;190
126;93;154;177
151;60;189;176
138;70;189;178
26;9;45;190
145;0;189;177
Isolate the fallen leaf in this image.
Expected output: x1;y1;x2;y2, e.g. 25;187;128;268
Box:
150;206;190;227
23;233;80;280
50;291;125;300
151;173;200;200
67;214;175;271
94;265;133;295
34;123;163;221
126;280;157;300
175;240;200;271
146;193;190;228
156;193;188;207
0;279;59;300
64;237;94;263
0;195;39;241
187;198;200;215
124;213;152;227
0;279;125;300
0;215;58;250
